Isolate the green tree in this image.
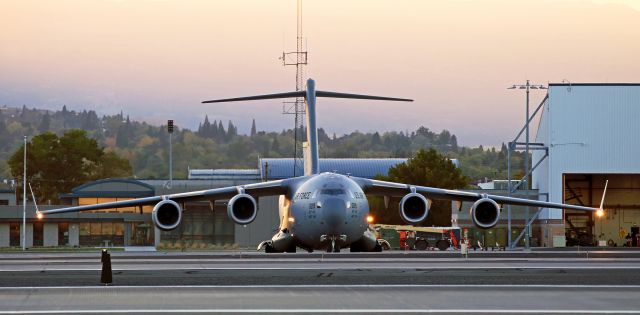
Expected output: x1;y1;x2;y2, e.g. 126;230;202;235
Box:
38;112;51;133
94;151;133;179
8;130;132;203
250;119;257;137
371;148;469;226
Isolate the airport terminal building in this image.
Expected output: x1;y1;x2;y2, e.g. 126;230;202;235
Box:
0;159;424;249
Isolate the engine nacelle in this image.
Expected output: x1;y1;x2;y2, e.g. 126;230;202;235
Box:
399;193;430;224
227;193;258;225
152;200;182;231
470;198;501;229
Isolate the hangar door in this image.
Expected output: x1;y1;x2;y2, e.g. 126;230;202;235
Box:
563;174;640;247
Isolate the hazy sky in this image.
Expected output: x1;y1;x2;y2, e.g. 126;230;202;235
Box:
1;0;639;146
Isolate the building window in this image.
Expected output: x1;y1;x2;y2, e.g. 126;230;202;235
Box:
78;197;152;213
58;223;69;246
0;200;8;205
79;222;125;246
9;223;20;247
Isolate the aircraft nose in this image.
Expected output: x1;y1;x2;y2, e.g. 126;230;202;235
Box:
322;198;347;229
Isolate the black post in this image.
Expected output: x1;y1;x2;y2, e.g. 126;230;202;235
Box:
100;249;113;285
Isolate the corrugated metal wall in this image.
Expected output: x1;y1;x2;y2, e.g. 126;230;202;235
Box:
533;84;640;219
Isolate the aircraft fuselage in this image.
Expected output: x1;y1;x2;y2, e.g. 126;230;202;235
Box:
279;173;371;251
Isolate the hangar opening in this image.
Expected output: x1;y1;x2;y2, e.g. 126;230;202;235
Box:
563;174;640;247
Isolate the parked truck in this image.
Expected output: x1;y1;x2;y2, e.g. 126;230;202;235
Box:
371;224;461;251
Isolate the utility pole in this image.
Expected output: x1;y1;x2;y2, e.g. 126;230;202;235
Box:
507;81;547;249
168;120;174;189
22;136;26;251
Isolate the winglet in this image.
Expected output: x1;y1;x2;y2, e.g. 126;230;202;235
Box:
596;180;608;218
599;180;608;210
28;182;43;220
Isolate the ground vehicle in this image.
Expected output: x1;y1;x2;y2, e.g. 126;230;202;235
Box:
371;224;460;251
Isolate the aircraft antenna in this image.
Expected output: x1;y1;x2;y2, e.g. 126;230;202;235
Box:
280;0;308;177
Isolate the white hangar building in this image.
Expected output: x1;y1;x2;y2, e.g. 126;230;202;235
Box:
533;83;640;247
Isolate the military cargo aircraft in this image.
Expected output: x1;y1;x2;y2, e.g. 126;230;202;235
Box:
39;79;606;252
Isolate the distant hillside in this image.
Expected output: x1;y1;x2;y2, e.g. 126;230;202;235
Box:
0;105;525;183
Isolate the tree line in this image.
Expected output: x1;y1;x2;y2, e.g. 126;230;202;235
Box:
0;105;527;185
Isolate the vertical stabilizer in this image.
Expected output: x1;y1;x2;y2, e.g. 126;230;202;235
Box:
305;79;319;175
303;142;312;175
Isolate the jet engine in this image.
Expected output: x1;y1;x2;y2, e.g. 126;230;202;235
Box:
227;193;258;225
399;193;429;224
152;200;182;231
470;198;501;229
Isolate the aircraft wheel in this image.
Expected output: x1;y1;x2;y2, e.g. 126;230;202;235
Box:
265;244;277;253
414;239;428;251
436;239;450;251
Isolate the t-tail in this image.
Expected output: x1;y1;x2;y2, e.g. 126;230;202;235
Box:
203;78;413;175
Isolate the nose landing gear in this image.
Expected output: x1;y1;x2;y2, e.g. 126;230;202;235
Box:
321;234;347;253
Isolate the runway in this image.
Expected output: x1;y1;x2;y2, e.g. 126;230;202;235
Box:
1;250;639;314
1;285;639;314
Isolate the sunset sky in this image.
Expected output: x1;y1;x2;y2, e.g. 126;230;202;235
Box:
1;0;639;146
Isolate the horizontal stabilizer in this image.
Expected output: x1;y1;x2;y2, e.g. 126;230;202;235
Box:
203;90;412;103
316;91;412;102
202;91;305;103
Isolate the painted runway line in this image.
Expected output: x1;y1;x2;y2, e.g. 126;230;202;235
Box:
1;284;640;290
2;265;640;272
1;309;639;314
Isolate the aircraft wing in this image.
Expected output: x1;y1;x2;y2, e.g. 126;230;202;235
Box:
352;177;601;212
39;179;291;215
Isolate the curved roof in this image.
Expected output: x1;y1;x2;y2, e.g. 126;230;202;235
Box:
259;158;408;180
60;178;155;199
188;169;260;180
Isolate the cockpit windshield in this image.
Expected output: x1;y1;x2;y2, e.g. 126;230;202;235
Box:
320;188;346;196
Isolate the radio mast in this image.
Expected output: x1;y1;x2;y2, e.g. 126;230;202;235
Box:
280;0;308;176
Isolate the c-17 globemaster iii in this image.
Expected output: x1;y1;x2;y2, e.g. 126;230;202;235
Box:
39;79;606;252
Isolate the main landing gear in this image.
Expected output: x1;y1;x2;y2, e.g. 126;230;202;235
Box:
258;241;297;253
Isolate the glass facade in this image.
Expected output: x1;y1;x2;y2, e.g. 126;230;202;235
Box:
79;197;153;213
160;204;234;247
130;222;154;246
79;222;125;246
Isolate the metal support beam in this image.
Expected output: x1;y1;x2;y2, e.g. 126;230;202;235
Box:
508;150;549;192
510;94;547;143
507;151;548;248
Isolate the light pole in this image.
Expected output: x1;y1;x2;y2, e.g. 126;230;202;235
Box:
507;80;547;249
22;136;26;251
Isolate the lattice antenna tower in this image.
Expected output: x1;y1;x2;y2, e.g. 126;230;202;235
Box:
280;0;308;176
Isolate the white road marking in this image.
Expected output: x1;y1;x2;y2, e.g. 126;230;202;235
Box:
1;309;639;314
1;284;640;290
2;265;640;272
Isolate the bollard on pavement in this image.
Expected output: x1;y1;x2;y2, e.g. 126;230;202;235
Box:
100;249;113;285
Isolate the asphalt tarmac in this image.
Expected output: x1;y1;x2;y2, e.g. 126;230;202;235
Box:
1;250;639;314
